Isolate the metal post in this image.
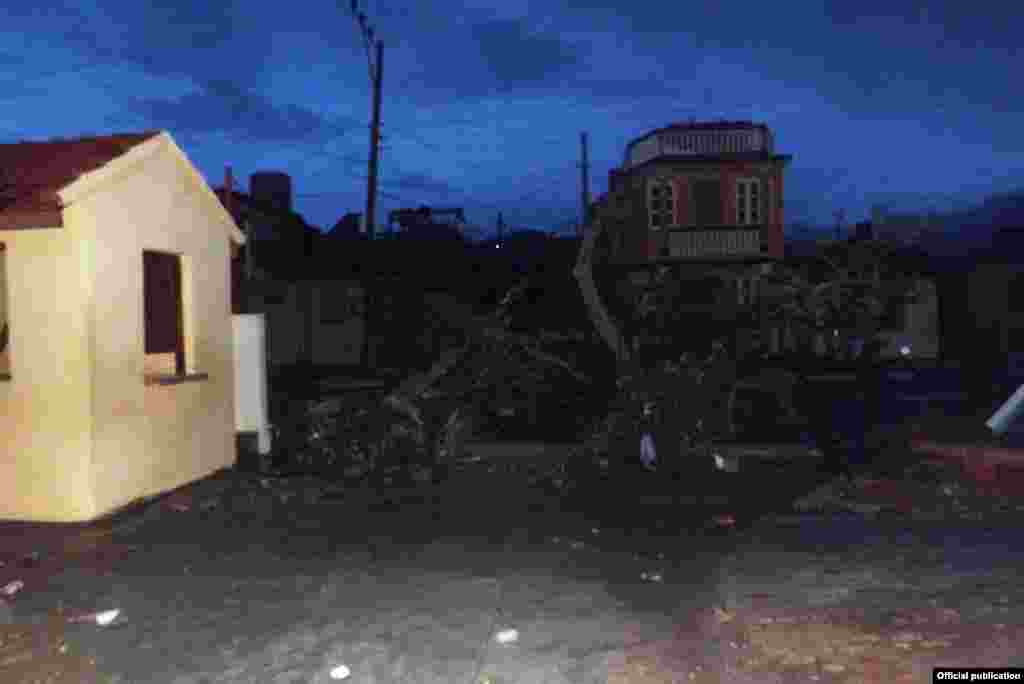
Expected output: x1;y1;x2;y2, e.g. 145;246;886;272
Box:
580;132;591;236
366;39;383;241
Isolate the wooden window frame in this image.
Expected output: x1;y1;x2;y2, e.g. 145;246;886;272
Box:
647;178;674;231
736;178;762;226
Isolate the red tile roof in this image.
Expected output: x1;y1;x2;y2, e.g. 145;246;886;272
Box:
0;131;161;229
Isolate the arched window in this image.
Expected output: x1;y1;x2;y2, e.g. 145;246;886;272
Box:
647;178;674;231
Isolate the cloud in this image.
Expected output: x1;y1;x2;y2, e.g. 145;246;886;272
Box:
472;17;584;86
131;80;361;143
388;171;459;197
59;1;244;80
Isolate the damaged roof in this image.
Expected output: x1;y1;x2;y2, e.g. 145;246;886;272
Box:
0;131;161;229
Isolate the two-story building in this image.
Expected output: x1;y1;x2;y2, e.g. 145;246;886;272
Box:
587;120;791;360
597;120;790;263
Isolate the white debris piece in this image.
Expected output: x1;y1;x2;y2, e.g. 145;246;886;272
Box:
495;628;519;645
640;433;657;469
641;572;663;583
329;664;352;680
69;609;120;626
1;580;24;597
95;609;120;626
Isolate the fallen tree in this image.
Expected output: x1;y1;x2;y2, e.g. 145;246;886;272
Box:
269;267;612;481
569;218;925;479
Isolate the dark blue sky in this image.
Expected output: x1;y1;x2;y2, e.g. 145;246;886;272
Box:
2;1;1021;235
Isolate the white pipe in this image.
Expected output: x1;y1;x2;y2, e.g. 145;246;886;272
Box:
986;383;1024;435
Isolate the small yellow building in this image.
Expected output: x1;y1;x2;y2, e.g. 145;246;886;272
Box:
0;131;245;521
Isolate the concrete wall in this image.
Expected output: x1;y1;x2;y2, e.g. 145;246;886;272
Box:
310;281;364;367
262;281;305;367
0;226;96;521
255;279;364;369
71;140;236;519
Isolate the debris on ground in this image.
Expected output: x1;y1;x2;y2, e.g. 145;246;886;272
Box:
1;580;23;597
494;629;519;645
329;663;352;679
711;514;736;527
266;275;611;486
67;609;120;627
792;454;1024;519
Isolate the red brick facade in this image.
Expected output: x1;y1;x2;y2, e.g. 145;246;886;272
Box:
599;121;790;261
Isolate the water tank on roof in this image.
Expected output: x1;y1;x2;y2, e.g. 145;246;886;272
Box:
250;172;292;212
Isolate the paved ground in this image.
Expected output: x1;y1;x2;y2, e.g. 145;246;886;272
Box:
1;447;1022;683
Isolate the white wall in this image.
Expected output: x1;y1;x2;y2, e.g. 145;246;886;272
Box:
0;226;95;521
74;140;237;518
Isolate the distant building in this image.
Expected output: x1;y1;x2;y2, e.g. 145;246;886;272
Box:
214;170;321;291
854;221;875;242
870;204;945;247
595;120;791;262
214;170;367;370
387;206;466;240
328;212;366;239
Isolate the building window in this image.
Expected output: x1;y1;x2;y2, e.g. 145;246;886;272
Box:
647;178;674;231
0;243;9;380
736;178;761;225
143;250;186;377
693;178;723;227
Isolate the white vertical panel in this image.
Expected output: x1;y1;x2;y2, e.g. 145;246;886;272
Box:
232;314;271;454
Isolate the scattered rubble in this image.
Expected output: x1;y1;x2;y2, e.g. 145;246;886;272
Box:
791;456;1024;520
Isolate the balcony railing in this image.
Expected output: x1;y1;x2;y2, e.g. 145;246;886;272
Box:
667;226;762;258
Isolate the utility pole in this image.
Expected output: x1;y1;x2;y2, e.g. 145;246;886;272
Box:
366;39;383;241
350;0;384;369
350;0;383;240
834;209;845;241
579;132;591;237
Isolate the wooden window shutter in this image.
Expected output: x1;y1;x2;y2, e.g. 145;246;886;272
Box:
722;170;737;225
143;251;184;371
672;177;690;227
